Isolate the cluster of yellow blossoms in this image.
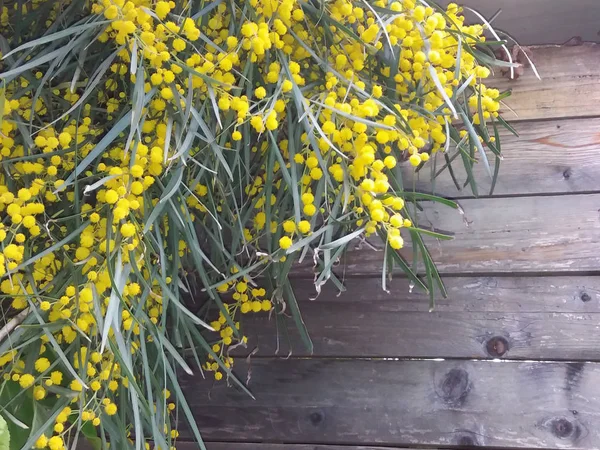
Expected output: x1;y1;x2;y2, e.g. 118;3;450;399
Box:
0;0;503;447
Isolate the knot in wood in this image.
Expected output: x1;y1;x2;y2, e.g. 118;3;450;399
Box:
439;368;470;406
485;336;509;357
458;435;476;446
551;418;574;438
580;292;591;302
309;411;324;426
454;429;480;447
563;168;572;179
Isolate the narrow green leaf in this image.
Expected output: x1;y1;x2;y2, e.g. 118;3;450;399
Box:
319;227;364;250
406;227;454;240
2;20;108;58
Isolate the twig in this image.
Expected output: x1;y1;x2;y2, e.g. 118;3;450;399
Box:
0;308;30;343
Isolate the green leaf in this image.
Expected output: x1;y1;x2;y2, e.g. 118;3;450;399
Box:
0;414;9;450
21;397;70;450
319;227;364;250
286;225;333;254
282;282;313;353
0;47;65;80
489;117;503;196
402;192;458;209
406;227;454;240
377;229;428;294
80;421;102;450
498;115;519;136
2;20;108;58
59;110;132;191
458;107;492;179
143;166;183;234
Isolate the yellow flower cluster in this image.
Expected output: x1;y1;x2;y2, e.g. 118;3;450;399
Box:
0;0;504;447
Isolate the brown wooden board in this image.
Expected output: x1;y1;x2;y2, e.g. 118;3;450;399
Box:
294;193;600;276
185;359;600;449
237;277;600;359
439;0;600;46
402;118;600;198
491;44;600;121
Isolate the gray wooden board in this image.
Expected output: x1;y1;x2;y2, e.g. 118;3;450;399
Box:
294;193;600;276
184;359;600;449
402;117;600;198
490;44;600;121
235;277;600;359
240;309;600;360
438;0;600;46
203;444;428;450
282;276;600;313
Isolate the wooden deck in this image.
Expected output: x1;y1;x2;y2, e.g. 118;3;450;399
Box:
179;42;600;450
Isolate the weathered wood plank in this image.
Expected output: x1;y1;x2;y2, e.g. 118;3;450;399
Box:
186;359;600;449
284;276;600;313
492;44;600;121
237;277;600;359
404;118;600;197
242;310;600;359
204;444;426;450
296;193;600;276
439;0;600;45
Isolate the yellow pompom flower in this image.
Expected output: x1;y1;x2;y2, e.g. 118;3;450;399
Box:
120;223;136;237
160;87;174;100
50;371;63;385
409;154;422;167
303;204;316;216
58;131;72;147
254;86;267;99
279;236;292;250
298;220;311;234
155;1;171;19
103;5;118;20
48;436;64;450
283;220;296;233
19;373;35;388
35;357;50;373
389;235;404;249
105;402;118;416
35;435;48;449
33;386;46;400
105;189;119;204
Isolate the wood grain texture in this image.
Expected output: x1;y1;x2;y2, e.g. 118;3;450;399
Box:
492;44;600;121
239;277;600;359
185;359;600;449
295;193;600;276
439;0;600;45
403;118;600;197
283;276;600;313
204;444;426;450
236;277;600;360
241;309;600;359
236;277;600;359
